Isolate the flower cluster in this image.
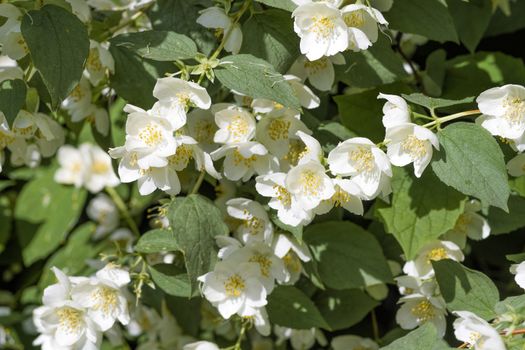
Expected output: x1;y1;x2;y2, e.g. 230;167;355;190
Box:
32;264;130;350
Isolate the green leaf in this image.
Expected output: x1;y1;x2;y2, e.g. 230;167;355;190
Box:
402;93;474;111
21;5;89;107
431;122;510;211
422;49;447;97
109;44;173;109
487;195;525;234
315;289;379;331
135;229;179;253
15;169;87;265
270;214;303;241
334;82;412;143
380;323;451;350
148;0;216;55
0;79;26;124
0;196;12;255
38;223;102;288
442;52;525;99
446;0;492;52
433;259;499;320
241;9;299;73
215;54;300;110
335;36;408;89
486;0;525;36
304;221;392;289
266;286;329;330
149;264;194;298
384;0;458;43
495;295;525;315
255;0;297;11
167;194;229;294
110;30;198;61
377;167;465;260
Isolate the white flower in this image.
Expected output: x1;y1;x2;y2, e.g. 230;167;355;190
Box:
285;74;321;109
255;110;311;158
249;307;271;336
214;106;257;145
395;274;438;299
80;143;120;193
123;107;177;168
183;341;220;350
198;259;267;319
87;0;154;11
197;7;243;54
226;242;289;292
274;326;327;350
453;311;506;350
0;113;14;171
0;4;28;60
507;153;525;177
442;199;491;248
87;194;120;239
292;2;349;61
152;77;211;130
396;295;447;337
331;335;379;350
291;0;343;6
71;264;130;331
85;40;114;86
314;178;364;215
341;4;388;52
510;261;525;289
278;130;324;171
62;78;93;122
378;93;411;129
289;54;345;91
272;234;311;284
187;109;219;153
328;137;392;199
226;198;273;244
385;123;439;178
403;240;464;279
286;160;335;210
476;84;525;149
55;145;84;188
85;104;111;136
212;142;278;181
256;172;314;227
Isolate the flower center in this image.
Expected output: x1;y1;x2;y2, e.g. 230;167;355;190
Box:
304;58;328;74
312;16;335;39
401;134;427;158
138;123;163;146
227;115;250;142
344;10;365;27
176;92;191;107
331;186;351;207
70;84;85;102
169;144;193;169
224;274;245;297
273;185;292;206
299;170;322;196
284;139;307;166
350;146;374;172
249;253;272;277
468;331;483;346
503;96;525;125
0;131;14;148
242;209;264;235
267;118;291;141
91;160;109;174
233;149;257;167
426;248;448;263
410;300;435;322
86;47;103;72
454;213;472;234
57;307;84;334
91;286;118;315
194;120;215;144
284;252;301;273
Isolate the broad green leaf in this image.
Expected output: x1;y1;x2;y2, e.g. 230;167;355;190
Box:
255;0;297;11
167;194;228;294
0;79;26;124
38;223;102;288
335;36;408;89
432;123;510;211
165;295;201;337
385;0;458;43
266;286;329;330
402;93;474;111
495;295;525;314
304;221;392;289
442;52;525;99
270;214;303;242
21;5;89;107
0;196;12;255
135;229;179;254
377;167;465;260
215;54;301;110
422;49;447;97
486;0;525;36
15;169;87;266
148;0;215;55
487;195;525;234
315;289;379;331
433;260;499;320
110;30;198;61
149;263;194;298
380;323;451;350
241;9;299;73
334;82;412;143
109;44;173;109
446;0;492;52
506;253;525;263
